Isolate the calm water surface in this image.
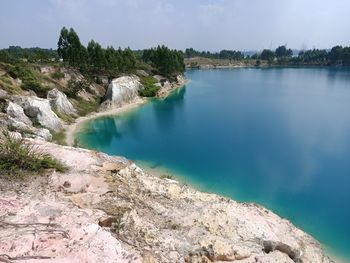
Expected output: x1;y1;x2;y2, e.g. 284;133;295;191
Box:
78;68;350;259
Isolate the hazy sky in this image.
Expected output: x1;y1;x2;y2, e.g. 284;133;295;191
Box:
0;0;349;51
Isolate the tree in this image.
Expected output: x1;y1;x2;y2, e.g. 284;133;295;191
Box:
87;40;106;71
57;27;87;69
275;45;293;58
260;49;275;62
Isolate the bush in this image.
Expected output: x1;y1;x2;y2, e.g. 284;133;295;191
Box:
139;76;160;97
0;130;67;178
77;97;101;116
65;79;91;98
7;64;49;97
51;130;67;145
21;80;49;97
50;71;65;80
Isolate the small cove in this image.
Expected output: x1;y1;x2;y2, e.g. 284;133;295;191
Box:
77;68;350;260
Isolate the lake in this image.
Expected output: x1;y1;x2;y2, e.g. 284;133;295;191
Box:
77;68;350;260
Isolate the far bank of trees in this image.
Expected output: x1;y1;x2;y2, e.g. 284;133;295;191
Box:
57;27;184;77
185;45;350;66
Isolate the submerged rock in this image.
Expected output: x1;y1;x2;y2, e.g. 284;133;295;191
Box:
101;76;142;109
47;88;77;116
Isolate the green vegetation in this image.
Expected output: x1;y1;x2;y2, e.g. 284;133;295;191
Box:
76;97;101;116
50;71;65;80
185;48;244;60
139;76;160;97
142;46;185;77
0;130;67;178
65;79;91;98
185;45;350;66
0;46;58;64
7;64;49;97
58;27;139;74
51;130;67;145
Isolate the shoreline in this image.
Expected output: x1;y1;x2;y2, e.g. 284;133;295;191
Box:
65;79;189;146
63;74;342;262
65;97;147;146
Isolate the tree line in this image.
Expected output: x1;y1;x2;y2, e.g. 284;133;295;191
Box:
185;48;244;60
185;45;350;66
57;27;185;76
142;46;185;77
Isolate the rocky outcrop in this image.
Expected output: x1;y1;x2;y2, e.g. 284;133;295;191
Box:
12;96;62;130
6;101;32;126
0;140;333;263
100;76;142;109
156;74;187;98
47;88;77;116
5;116;52;141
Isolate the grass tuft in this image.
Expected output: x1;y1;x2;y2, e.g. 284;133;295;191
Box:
0;129;67;178
51;129;67;145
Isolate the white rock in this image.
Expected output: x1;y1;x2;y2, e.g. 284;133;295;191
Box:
13;96;62;130
47;88;77;116
101;76;142;109
6;101;33;126
0;88;8;98
35;128;52;141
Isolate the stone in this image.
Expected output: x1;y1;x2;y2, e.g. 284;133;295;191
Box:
0;139;334;263
0;89;8;99
6;101;32;126
12;96;62;130
101;76;142;109
47;88;77;116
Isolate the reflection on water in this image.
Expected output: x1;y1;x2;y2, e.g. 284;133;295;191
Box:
78;68;350;259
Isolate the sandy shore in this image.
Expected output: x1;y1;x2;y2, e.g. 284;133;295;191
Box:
65;97;147;146
65;79;189;146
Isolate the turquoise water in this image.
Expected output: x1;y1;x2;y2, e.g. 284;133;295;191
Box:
78;68;350;260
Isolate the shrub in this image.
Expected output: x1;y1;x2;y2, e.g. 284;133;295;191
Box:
50;71;65;80
21;80;49;97
51;130;67;145
139;76;160;97
0;130;67;178
65;79;91;98
77;97;101;116
7;64;49;97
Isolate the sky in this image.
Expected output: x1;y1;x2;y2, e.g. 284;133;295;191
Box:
0;0;349;51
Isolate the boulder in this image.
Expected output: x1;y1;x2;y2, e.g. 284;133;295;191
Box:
13;96;62;130
6;101;33;126
5;116;52;141
0;89;8;99
47;88;77;116
101;76;142;109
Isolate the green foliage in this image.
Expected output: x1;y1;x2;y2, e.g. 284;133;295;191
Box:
54;110;74;123
50;71;65;80
58;27;87;69
139;76;160;97
0;130;67;178
275;45;293;58
142;45;185;77
21;80;49;97
185;48;244;60
328;46;350;66
87;40;106;71
260;49;275;61
7;64;49;97
77;97;101;116
51;130;67;145
65;79;91;98
0;46;58;63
